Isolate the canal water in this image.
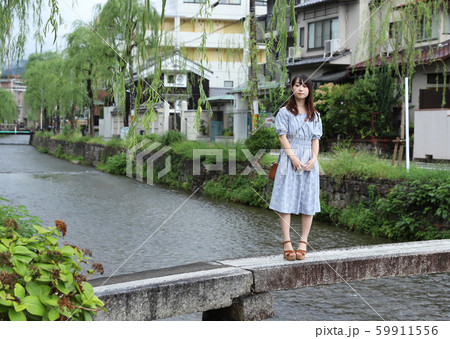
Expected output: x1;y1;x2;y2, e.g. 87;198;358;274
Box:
0;135;448;321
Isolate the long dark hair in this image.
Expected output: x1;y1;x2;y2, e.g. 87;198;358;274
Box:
285;74;317;122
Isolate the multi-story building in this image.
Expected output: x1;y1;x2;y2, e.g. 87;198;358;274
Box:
128;0;267;141
276;0;449;159
280;0;370;86
1;62;28;126
158;0;267;89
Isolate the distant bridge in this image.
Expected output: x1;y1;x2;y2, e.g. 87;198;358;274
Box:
0;124;33;134
91;239;450;321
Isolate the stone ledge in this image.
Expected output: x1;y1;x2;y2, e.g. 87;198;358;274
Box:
217;239;450;293
92;240;450;320
93;263;253;321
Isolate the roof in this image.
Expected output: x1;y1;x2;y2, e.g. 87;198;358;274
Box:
352;39;450;71
207;94;234;102
312;69;349;82
295;0;334;10
229;81;281;94
286;50;351;67
136;51;213;80
209;87;231;97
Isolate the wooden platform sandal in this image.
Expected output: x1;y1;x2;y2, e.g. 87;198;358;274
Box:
296;240;308;260
281;240;296;261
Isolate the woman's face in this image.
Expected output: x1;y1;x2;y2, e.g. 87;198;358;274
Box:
291;79;309;101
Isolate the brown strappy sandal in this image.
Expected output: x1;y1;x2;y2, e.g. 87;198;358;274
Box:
281;240;296;261
296;240;308;260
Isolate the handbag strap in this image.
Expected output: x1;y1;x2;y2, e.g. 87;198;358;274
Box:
288;114;307;142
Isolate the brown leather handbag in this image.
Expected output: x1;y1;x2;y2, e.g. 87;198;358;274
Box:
268;162;278;180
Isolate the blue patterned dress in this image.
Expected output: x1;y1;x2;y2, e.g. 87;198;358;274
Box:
269;107;323;215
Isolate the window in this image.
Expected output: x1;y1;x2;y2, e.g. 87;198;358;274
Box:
416;16;439;41
427;73;450;84
299;27;305;47
308;18;338;49
224;80;234;88
445;9;450;33
389;21;402;45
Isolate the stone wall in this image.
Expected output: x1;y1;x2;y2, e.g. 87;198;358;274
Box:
320;175;401;209
32;136;122;166
31;136;400;209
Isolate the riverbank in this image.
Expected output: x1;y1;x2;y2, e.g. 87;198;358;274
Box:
31;133;450;241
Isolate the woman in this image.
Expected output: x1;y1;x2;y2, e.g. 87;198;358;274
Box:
269;74;322;261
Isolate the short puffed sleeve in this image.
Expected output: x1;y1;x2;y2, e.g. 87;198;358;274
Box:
312;113;323;140
275;108;289;136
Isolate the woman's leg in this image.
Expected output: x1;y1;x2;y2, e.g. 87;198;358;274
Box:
280;213;294;255
297;214;313;252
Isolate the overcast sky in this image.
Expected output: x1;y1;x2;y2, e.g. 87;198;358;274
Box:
23;0;108;58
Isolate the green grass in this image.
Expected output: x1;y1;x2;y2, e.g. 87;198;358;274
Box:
106;137;125;148
35;131;53;138
260;154;278;168
320;148;449;182
170;140;249;163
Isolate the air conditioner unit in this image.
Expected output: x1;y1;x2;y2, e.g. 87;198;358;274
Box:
324;39;341;57
175;100;182;112
288;47;296;59
288;46;301;60
381;42;394;57
164;73;187;88
175;74;187;87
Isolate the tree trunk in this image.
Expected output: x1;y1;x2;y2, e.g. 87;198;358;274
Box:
87;74;95;137
249;0;258;132
56;106;61;133
70;105;75;130
43;108;50;131
124;88;130;128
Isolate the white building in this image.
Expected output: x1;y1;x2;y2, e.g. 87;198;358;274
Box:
156;0;266;89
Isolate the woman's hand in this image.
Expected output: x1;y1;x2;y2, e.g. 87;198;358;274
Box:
289;156;304;171
304;155;317;172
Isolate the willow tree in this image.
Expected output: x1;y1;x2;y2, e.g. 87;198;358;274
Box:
94;0;160;129
23;52;81;131
0;0;61;69
245;0;296;124
359;0;448;160
0;88;17;123
65;23;113;136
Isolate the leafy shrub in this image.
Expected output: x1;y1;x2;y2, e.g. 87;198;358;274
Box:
61;125;73;137
263;86;290;114
35;131;53;139
0;201;105;321
317;68;401;142
375;179;450;240
106;137;124;149
156;130;186;146
244;127;280;155
0;198;39;238
103;152;127;175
